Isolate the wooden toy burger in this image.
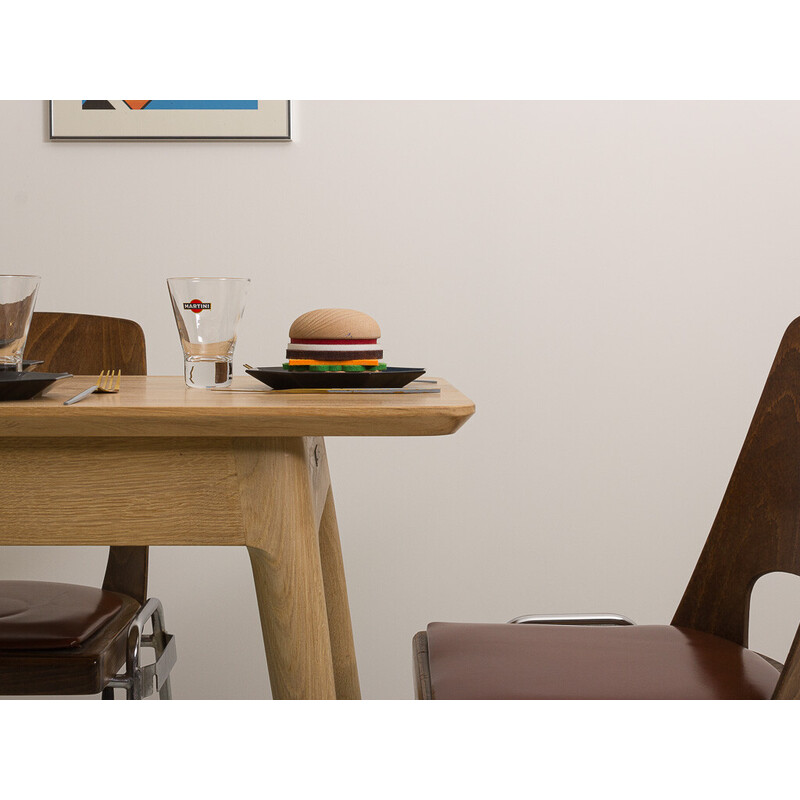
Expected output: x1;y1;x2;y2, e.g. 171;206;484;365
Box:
283;308;388;372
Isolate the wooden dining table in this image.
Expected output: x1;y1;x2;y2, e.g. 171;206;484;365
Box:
0;374;474;699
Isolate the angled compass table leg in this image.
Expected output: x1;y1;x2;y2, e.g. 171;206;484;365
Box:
234;436;340;699
317;479;361;699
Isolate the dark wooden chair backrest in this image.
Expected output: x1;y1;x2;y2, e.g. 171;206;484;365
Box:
673;317;800;686
24;312;149;604
26;312;147;376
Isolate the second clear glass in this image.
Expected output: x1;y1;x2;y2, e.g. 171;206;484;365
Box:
167;277;250;388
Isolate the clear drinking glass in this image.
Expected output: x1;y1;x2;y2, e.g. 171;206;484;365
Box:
167;277;250;388
0;275;41;372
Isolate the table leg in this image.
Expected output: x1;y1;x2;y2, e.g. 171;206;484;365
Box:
247;544;335;700
318;486;362;699
235;437;337;699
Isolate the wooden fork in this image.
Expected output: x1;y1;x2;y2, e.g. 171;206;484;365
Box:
63;370;122;406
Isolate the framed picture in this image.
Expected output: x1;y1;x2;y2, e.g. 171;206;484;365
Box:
49;100;291;140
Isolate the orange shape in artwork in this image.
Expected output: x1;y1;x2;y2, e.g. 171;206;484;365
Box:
123;101;151;110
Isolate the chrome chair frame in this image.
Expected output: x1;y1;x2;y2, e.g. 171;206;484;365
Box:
105;598;177;700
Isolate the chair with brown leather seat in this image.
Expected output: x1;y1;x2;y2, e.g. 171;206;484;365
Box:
0;312;176;699
414;317;800;700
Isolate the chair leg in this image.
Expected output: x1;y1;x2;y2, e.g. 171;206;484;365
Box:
101;687;116;700
412;631;433;700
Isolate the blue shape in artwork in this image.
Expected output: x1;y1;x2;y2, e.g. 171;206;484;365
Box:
144;101;258;110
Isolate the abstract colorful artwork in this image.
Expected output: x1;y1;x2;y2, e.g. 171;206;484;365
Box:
49;101;290;140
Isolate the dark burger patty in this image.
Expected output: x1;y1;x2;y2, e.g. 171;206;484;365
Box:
286;348;383;360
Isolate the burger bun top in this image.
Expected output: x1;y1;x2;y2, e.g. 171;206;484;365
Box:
289;308;381;340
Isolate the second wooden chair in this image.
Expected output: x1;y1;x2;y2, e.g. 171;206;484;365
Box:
414;317;800;700
0;312;176;699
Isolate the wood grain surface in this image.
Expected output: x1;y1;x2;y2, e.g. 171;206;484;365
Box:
0;367;473;698
234;437;336;698
0;375;474;437
671;317;800;698
26;312;148;376
673;318;800;647
318;485;361;699
0;437;245;545
773;622;800;699
0;435;363;699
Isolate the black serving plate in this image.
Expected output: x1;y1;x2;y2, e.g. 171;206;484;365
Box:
0;371;72;401
245;366;426;390
0;360;45;372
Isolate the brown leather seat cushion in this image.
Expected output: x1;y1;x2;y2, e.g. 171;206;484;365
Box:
426;622;781;699
0;581;126;650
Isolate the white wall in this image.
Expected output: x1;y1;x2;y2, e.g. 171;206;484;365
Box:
2;100;800;698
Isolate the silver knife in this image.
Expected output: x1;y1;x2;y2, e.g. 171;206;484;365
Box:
63;385;99;405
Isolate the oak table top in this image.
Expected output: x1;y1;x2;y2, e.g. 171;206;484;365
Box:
0;374;475;437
